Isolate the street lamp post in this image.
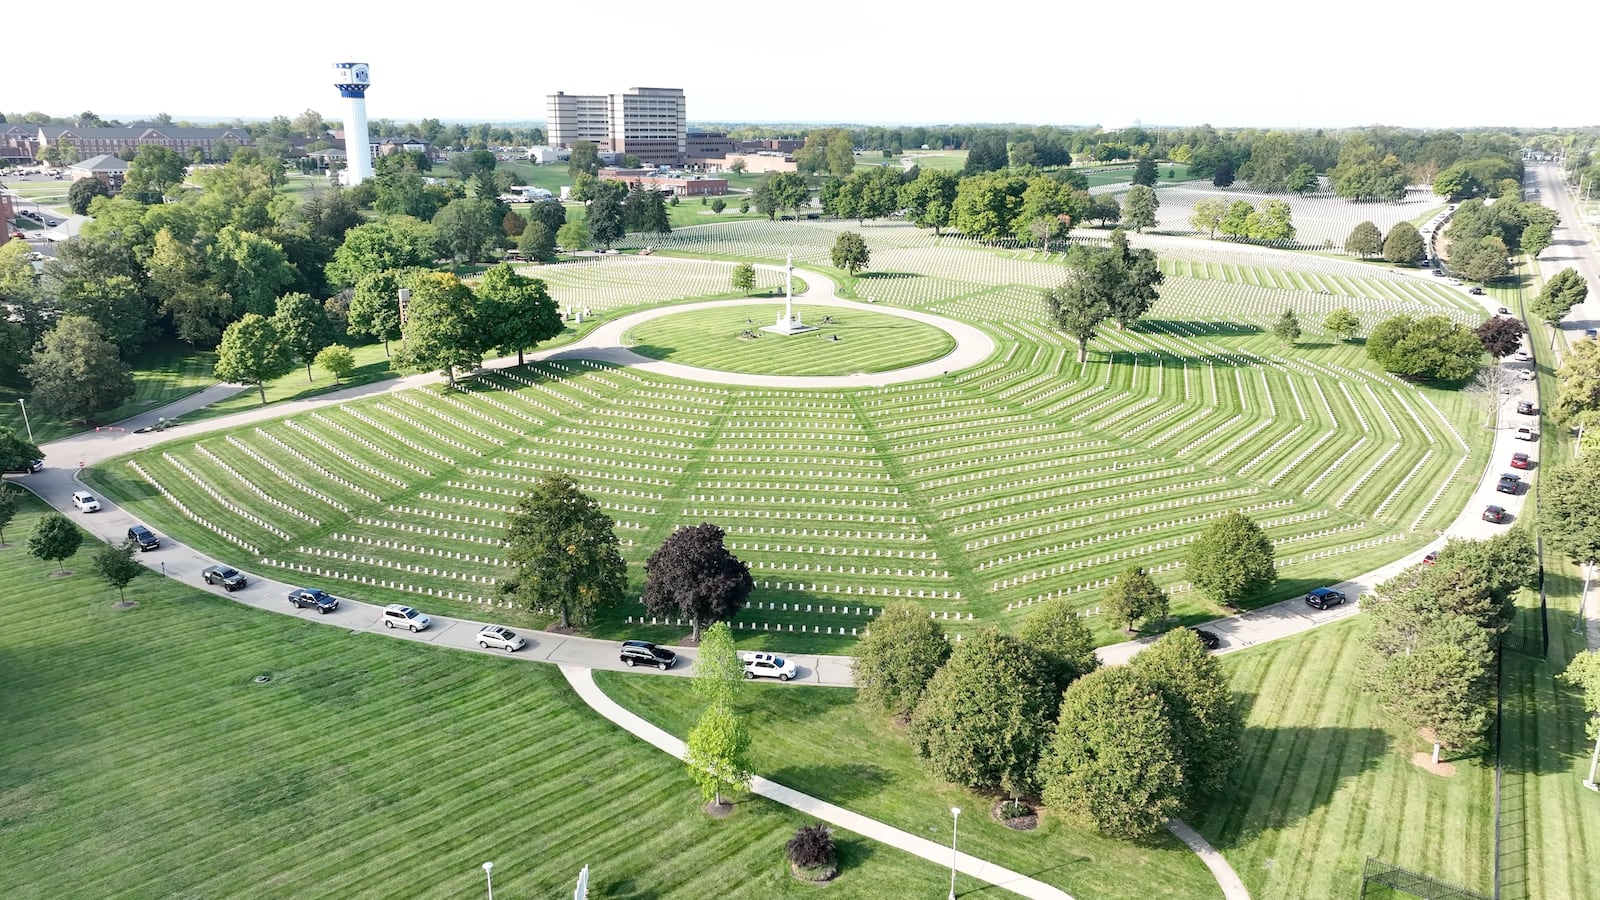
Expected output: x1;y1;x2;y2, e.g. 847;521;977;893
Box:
948;806;961;900
1584;728;1600;792
17;398;33;442
482;861;494;900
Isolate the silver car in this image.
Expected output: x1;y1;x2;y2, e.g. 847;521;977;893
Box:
382;604;432;632
476;625;526;652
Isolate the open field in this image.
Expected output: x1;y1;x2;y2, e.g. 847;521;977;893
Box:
86;223;1492;654
623;304;956;375
0;493;962;899
595;671;1220;900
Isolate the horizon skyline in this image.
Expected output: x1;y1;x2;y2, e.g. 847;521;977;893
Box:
13;0;1597;131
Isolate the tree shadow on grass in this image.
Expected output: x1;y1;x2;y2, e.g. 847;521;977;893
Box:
766;762;893;803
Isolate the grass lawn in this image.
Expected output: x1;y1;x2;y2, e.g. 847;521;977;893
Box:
622;304;956;375
0;340;217;443
595;672;1221;900
0;492;967;899
181;340;401;424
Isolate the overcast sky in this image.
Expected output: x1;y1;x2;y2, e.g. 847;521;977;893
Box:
15;0;1596;130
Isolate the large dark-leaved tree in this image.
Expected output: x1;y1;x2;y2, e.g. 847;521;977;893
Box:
22;316;135;423
1474;316;1527;360
642;523;753;642
500;473;627;629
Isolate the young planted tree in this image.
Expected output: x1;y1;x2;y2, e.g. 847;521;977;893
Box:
1272;308;1302;346
92;538;145;602
1103;566;1169;633
830;231;870;276
642;523;753;642
500;473;627;629
684;700;753;809
313;344;356;384
852;600;952;717
1040;666;1185;839
693;621;743;707
1129;628;1244;801
1344;221;1383;258
273;291;337;381
213;313;292;404
1323;307;1362;342
1017;599;1099;695
731;262;756;295
1186;512;1276;607
786;823;837;880
28;512;82;574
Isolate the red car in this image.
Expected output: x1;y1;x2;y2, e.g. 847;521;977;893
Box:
1510;453;1530;470
1423;551;1439;565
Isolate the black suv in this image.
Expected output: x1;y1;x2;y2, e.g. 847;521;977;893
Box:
202;565;247;591
287;588;338;613
619;640;676;670
1516;401;1537;415
127;525;160;551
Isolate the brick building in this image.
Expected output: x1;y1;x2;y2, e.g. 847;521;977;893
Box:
37;125;252;162
598;167;727;197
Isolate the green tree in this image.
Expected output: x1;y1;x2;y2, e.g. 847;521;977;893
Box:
28;512;82;574
54;273;157;356
1345;221;1383;258
684;700;753;809
693;621;743;706
394;271;482;387
500;473;627;629
432;197;503;262
122;145;187;202
1552;338;1600;427
1561;651;1600;741
1323;307;1362;342
1186;512;1276;607
1541;452;1600;569
0;486;16;546
900;168;959;236
1286;163;1318;194
768;172;811;220
326;217;437;289
1017;599;1099;695
1045;257;1115;363
0;426;43;474
1521;221;1554;258
1104;229;1163;330
92;538;145;602
213;313;291;403
1104;566;1169;632
1366;314;1483;381
1129;628;1243;800
1383;221;1426;264
22;316;135;422
853;600;952;718
1188;197;1228;240
208;225;298;318
830;231;870;275
909;629;1058;792
710;198;726;214
731;262;756;294
347;267;420;355
1366;603;1493;763
67;176;110;215
567;141;601;176
272;291;336;381
1219;199;1255;240
556;220;590;251
1132;156;1158;187
1455;236;1510;284
314;344;355;384
517;220;557;262
641;523;753;642
474;263;560;366
1272;308;1302;346
1041;666;1185;839
1122;184;1159;233
1530;268;1588;326
586;181;627;250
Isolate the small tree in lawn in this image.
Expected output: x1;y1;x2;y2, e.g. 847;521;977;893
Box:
684;700;752;810
28;512;82;574
92;538;144;602
1474;316;1527;359
1017;598;1100;695
1323;307;1362;342
1187;512;1276;608
1103;565;1169;633
1344;221;1383;258
214;313;293;404
831;231;870;276
694;621;743;707
1272;308;1301;346
1129;628;1243;801
1561;651;1600;745
273;291;337;381
642;523;753;642
500;473;627;629
0;486;17;546
711;198;726;214
314;344;356;384
786;823;837;881
852;600;951;718
731;262;756;295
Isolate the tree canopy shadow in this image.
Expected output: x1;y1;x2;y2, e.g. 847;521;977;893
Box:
765;762;893;803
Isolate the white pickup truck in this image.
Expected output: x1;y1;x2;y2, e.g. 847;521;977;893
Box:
739;651;797;682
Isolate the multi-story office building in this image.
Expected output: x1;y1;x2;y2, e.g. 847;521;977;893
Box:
546;87;686;167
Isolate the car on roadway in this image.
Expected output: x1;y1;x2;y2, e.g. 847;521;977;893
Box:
1496;474;1522;495
740;651;798;681
1497;307;1513;316
71;490;101;512
202;565;247;591
287;588;339;613
1586;328;1598;340
1423;551;1439;566
1483;505;1507;523
1517;401;1537;415
1469;287;1485;295
1513;350;1532;362
381;604;431;631
6;457;43;474
1510;452;1531;470
476;625;526;652
1518;369;1537;381
1188;627;1221;650
127;525;160;551
619;640;676;670
1304;587;1347;610
1515;427;1536;441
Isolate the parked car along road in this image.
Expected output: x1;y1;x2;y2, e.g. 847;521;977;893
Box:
619;640;676;670
1188;627;1221;650
381;604;431;631
740;651;797;681
287;588;339;613
127;525;160;551
476;625;526;652
201;565;247;591
1304;587;1347;610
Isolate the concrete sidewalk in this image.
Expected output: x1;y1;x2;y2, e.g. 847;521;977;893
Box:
560;665;1075;900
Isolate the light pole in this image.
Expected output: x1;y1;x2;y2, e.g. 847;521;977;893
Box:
17;398;33;442
948;806;961;900
482;861;494;900
1584;727;1600;792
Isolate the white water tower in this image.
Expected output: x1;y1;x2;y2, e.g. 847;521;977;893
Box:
333;62;373;185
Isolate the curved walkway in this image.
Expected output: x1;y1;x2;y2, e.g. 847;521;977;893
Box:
561;665;1075;900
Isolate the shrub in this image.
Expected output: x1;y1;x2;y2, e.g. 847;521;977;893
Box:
786;823;836;869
